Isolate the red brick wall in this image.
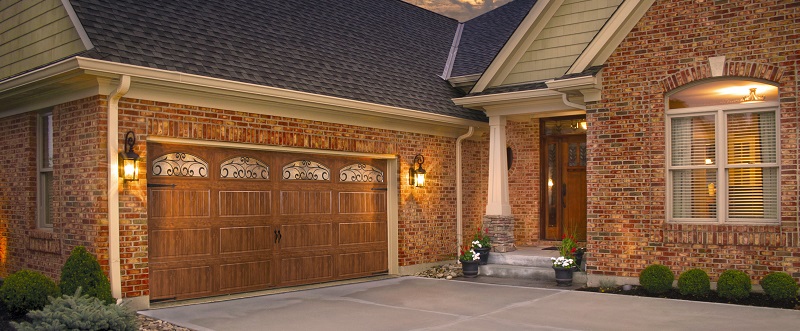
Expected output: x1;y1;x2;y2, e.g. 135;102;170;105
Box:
461;136;489;246
507;120;541;246
587;0;800;281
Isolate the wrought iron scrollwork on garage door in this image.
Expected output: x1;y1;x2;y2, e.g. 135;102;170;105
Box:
220;157;269;180
152;152;208;177
339;163;384;183
282;160;329;180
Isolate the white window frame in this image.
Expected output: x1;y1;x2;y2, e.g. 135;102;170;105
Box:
666;101;780;225
37;112;54;229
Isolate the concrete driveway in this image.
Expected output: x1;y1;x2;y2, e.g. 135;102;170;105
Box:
140;277;800;331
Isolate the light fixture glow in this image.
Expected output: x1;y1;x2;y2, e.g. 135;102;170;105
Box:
119;131;140;182
547;178;554;188
409;154;426;187
740;88;765;103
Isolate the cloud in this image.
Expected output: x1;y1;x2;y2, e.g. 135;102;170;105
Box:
406;0;512;21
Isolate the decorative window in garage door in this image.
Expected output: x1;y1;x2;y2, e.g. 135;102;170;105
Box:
152;152;208;177
339;164;384;183
282;160;329;181
220;157;269;180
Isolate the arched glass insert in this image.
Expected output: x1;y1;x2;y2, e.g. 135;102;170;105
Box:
282;160;330;181
669;80;778;109
339;163;384;183
152;152;208;177
220;156;269;180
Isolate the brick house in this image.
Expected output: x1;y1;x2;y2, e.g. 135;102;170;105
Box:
1;0;797;308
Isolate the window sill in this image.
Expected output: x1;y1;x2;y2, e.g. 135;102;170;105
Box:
26;229;61;254
663;223;783;247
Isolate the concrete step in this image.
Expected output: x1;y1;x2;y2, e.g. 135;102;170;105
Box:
487;253;555;268
478;264;587;285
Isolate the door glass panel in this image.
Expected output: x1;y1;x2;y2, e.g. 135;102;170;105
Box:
568;143;577;167
547;143;557;228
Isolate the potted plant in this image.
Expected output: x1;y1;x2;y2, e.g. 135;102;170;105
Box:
471;228;491;265
551;256;577;286
459;246;481;278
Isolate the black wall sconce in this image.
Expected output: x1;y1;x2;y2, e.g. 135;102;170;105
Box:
409;154;426;187
119;131;140;181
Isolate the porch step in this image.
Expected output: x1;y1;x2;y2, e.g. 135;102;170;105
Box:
478;247;587;286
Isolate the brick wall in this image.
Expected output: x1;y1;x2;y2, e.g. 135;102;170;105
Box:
587;0;800;280
461;136;489;246
507;119;541;246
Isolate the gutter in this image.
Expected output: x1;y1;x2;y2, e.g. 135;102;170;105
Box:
107;75;130;302
455;126;474;255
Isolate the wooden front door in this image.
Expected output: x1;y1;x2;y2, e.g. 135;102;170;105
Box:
542;133;587;241
147;143;388;301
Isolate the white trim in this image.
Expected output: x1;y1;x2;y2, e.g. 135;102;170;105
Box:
447;73;481;86
441;23;464;80
386;158;399;274
146;136;397;159
472;0;563;93
453;88;563;107
36;111;54;229
60;0;94;50
567;0;656;74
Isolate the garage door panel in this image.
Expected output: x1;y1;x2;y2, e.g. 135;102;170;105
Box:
280;223;332;249
338;222;387;245
338;192;386;214
219;191;272;217
149;190;210;218
219;260;272;291
150;229;212;259
280;255;333;284
220;226;273;254
338;251;388;277
280;191;332;215
150;266;213;300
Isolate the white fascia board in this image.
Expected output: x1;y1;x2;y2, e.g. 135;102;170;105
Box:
0;57;487;133
472;0;564;94
452;88;562;108
567;0;656;74
60;0;94;50
544;74;600;90
447;73;481;86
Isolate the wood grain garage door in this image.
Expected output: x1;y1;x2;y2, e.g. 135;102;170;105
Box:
147;143;388;301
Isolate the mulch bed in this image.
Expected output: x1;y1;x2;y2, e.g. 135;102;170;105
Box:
578;285;800;310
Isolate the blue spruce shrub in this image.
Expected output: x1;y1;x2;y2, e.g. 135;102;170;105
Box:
12;288;138;331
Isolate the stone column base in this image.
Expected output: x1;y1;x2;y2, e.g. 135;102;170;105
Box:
484;215;515;253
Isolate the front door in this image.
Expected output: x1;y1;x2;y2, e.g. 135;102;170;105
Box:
541;118;587;241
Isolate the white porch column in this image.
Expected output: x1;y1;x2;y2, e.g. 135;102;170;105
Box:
486;115;511;216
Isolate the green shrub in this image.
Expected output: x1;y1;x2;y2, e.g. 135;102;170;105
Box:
0;269;60;316
760;272;799;301
678;269;711;297
60;246;114;304
717;270;751;301
639;264;674;294
12;289;138;331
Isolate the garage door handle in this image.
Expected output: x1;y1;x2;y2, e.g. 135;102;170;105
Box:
278;230;282;243
274;230;279;244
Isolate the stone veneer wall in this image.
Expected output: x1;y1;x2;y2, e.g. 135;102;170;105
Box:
586;0;800;281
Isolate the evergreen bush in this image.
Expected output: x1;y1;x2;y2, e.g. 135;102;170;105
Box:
12;289;138;331
717;269;751;301
0;269;60;316
60;246;114;304
639;264;674;294
760;272;799;301
677;269;711;297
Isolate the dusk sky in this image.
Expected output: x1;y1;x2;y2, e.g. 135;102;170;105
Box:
405;0;513;21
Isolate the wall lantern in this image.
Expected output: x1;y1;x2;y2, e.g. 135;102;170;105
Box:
409;154;426;187
119;131;140;181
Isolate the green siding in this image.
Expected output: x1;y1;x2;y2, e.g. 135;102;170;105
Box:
0;0;86;79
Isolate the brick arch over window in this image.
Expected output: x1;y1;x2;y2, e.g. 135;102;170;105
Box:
658;61;784;93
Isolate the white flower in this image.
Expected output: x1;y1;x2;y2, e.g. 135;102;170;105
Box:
472;240;482;248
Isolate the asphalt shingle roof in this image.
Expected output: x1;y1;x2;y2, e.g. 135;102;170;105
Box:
68;0;488;121
450;0;537;78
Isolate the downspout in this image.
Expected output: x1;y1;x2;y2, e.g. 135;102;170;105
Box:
107;75;130;303
559;92;586;110
456;126;475;256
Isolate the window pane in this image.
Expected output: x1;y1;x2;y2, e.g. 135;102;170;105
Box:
727;111;776;164
728;167;777;219
41;172;53;226
671;116;715;166
41;113;53;169
672;169;717;218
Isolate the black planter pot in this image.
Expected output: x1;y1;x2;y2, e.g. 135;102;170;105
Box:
574;251;584;271
473;247;490;265
461;260;479;278
553;266;575;286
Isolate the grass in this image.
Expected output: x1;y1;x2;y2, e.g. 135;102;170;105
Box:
578;285;800;310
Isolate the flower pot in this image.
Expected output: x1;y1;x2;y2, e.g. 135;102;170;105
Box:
553;266;574;286
461;260;479;278
473;247;490;265
574;251;584;271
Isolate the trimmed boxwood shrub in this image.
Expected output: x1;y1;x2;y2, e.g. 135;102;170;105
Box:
717;270;751;301
678;269;710;297
60;246;114;304
639;264;674;294
0;269;60;316
12;289;138;331
760;272;799;301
